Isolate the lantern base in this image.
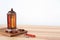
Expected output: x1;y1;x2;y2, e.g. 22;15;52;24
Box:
5;29;18;33
0;28;27;37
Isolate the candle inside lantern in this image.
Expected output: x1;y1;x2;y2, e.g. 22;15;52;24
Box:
7;8;16;29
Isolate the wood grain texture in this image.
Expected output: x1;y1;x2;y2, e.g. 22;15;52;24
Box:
0;25;60;40
0;28;27;37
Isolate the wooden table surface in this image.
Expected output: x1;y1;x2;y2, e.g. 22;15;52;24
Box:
0;25;60;40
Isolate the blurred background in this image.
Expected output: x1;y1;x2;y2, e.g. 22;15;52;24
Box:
0;0;60;26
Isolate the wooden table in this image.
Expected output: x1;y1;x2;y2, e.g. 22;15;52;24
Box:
0;25;60;40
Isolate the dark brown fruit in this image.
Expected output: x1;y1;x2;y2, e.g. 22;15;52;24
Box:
18;29;24;31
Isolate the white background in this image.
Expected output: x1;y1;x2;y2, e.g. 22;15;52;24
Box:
0;0;60;26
